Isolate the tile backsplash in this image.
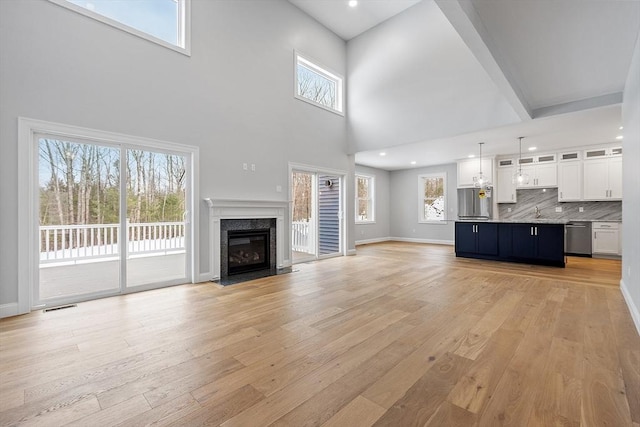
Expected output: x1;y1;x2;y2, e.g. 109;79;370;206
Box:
497;188;621;221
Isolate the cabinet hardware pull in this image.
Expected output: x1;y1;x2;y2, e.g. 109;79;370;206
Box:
530;227;533;236
594;232;597;239
535;227;538;236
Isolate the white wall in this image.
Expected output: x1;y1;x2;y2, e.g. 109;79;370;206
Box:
621;32;640;332
0;0;352;310
346;0;519;155
389;163;458;243
355;165;390;244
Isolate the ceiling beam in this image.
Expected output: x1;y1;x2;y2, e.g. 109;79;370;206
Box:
435;0;532;121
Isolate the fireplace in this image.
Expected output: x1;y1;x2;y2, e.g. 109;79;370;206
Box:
227;229;270;275
205;198;289;282
219;217;277;279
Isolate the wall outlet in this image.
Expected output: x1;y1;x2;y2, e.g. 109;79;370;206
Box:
507;207;512;212
555;207;562;213
276;185;282;193
251;164;256;171
579;207;584;212
242;163;248;170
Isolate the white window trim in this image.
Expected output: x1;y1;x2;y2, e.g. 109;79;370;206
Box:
17;117;200;315
418;173;447;224
355;174;375;224
294;51;344;116
47;0;191;56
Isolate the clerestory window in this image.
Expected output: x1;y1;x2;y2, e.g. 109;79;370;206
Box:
295;53;344;115
48;0;190;54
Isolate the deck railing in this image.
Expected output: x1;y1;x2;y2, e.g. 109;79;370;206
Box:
292;220;312;253
40;221;185;263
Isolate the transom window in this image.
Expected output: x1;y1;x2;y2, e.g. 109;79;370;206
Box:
295;53;344;115
356;174;375;223
419;174;446;222
48;0;190;54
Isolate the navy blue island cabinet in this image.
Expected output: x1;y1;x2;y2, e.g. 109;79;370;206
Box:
455;221;565;267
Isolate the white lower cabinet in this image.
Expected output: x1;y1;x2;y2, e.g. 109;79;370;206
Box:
592;222;621;256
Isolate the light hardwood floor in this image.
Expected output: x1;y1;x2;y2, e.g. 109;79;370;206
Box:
1;242;638;426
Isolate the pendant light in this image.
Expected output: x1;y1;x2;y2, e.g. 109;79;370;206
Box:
513;136;530;185
473;142;491;188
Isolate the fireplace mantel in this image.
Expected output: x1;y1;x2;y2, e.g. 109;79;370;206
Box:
205;198;290;280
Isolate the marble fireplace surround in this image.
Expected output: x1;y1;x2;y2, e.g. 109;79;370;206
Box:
205;198;289;280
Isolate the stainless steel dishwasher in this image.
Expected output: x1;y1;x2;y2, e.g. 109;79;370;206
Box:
565;221;592;256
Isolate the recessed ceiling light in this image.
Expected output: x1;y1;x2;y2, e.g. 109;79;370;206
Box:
410;161;416;165
619;126;624;130
468;154;475;158
616;135;623;140
379;152;386;156
528;147;537;151
348;0;358;7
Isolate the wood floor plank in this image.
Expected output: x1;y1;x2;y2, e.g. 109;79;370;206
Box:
321;395;386;427
66;394;151;427
581;361;634;427
0;242;634;427
372;352;473;426
113;393;202;427
362;313;479;409
447;328;523;414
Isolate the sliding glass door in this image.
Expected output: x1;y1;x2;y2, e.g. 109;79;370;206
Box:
291;169;343;263
38;137;121;301
125;149;188;289
36;135;190;307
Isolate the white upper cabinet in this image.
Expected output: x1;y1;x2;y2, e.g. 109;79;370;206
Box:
583;148;622;201
497;166;516;203
558;161;582;201
515;154;557;188
457;158;493;188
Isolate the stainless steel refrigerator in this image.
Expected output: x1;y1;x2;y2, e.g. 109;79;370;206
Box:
457;187;493;220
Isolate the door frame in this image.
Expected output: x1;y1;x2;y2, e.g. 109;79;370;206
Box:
288;162;347;263
17;117;200;313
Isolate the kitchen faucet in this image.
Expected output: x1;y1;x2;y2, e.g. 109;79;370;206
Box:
534;205;541;218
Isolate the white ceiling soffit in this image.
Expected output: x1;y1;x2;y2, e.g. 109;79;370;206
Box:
355;104;622;170
287;0;422;41
449;0;640;116
347;0;521;154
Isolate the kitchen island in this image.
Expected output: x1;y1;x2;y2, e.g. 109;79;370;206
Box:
455;220;565;267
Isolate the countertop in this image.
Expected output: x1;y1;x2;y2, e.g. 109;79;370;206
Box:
455;219;622;224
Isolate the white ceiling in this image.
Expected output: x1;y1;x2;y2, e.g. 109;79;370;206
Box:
287;0;640;170
287;0;421;40
355;104;623;170
471;0;640;111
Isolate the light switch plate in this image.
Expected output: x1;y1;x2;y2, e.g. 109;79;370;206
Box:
555;207;562;213
579;207;584;212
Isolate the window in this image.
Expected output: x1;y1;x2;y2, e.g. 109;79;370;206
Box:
49;0;190;54
295;53;344;115
356;174;375;223
419;174;446;222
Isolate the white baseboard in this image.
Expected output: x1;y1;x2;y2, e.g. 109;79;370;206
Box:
620;279;640;335
355;237;392;246
390;237;455;246
347;249;357;256
0;303;19;319
197;272;213;283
